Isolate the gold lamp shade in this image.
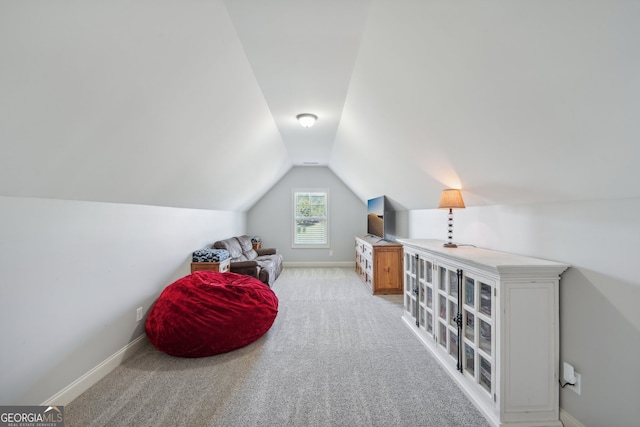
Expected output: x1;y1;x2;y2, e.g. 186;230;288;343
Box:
438;189;466;210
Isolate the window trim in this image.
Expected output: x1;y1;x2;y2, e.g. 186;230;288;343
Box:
291;188;330;249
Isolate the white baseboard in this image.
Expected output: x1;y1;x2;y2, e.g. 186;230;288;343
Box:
283;261;355;268
42;334;147;406
560;408;585;427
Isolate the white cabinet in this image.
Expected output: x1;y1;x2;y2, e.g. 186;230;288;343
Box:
398;239;569;427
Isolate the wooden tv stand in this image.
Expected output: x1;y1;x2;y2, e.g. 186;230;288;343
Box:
355;235;403;295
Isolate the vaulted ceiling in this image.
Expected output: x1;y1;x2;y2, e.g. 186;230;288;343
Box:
1;1;638;212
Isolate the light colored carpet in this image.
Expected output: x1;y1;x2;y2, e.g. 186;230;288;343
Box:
66;267;489;427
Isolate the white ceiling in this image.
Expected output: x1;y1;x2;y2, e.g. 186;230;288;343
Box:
1;0;639;212
224;0;371;166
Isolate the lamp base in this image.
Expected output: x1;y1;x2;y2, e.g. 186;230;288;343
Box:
443;243;458;248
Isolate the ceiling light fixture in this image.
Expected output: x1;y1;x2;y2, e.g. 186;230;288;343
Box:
296;113;318;128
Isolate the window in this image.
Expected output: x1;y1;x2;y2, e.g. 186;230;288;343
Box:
292;189;329;248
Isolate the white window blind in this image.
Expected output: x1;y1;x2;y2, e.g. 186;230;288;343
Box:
293;190;329;248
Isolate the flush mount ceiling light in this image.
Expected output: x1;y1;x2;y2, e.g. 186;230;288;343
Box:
296;113;318;128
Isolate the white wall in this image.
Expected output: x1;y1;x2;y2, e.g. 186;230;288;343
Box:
406;197;640;427
0;195;244;405
247;166;365;264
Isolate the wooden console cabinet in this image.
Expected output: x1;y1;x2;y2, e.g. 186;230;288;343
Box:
355;235;403;295
398;238;569;427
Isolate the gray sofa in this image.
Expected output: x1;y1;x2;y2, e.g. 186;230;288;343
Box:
213;235;283;286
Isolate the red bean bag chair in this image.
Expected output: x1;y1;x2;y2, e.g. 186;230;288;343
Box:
146;271;278;357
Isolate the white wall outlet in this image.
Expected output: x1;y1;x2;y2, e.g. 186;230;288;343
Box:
563;362;576;383
329;250;333;256
567;372;581;395
136;306;144;322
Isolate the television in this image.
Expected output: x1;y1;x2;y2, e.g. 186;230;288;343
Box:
367;195;396;241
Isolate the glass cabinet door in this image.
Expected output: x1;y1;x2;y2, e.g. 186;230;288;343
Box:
404;252;437;337
460;272;495;399
403;248;499;405
436;264;460;368
403;252;417;317
417;258;434;335
433;264;496;397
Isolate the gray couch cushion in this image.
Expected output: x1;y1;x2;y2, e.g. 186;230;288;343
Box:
213;237;245;261
237;235;258;260
256;253;284;286
255;257;274;270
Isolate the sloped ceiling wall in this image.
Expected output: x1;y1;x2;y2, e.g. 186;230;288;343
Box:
1;1;638;212
331;0;640;210
0;1;291;211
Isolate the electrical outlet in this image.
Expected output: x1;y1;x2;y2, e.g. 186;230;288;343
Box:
567;372;581;395
136;307;144;322
329;250;333;256
563;362;576;383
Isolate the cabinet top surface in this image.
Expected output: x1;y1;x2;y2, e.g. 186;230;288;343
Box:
397;238;569;274
356;235;403;247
